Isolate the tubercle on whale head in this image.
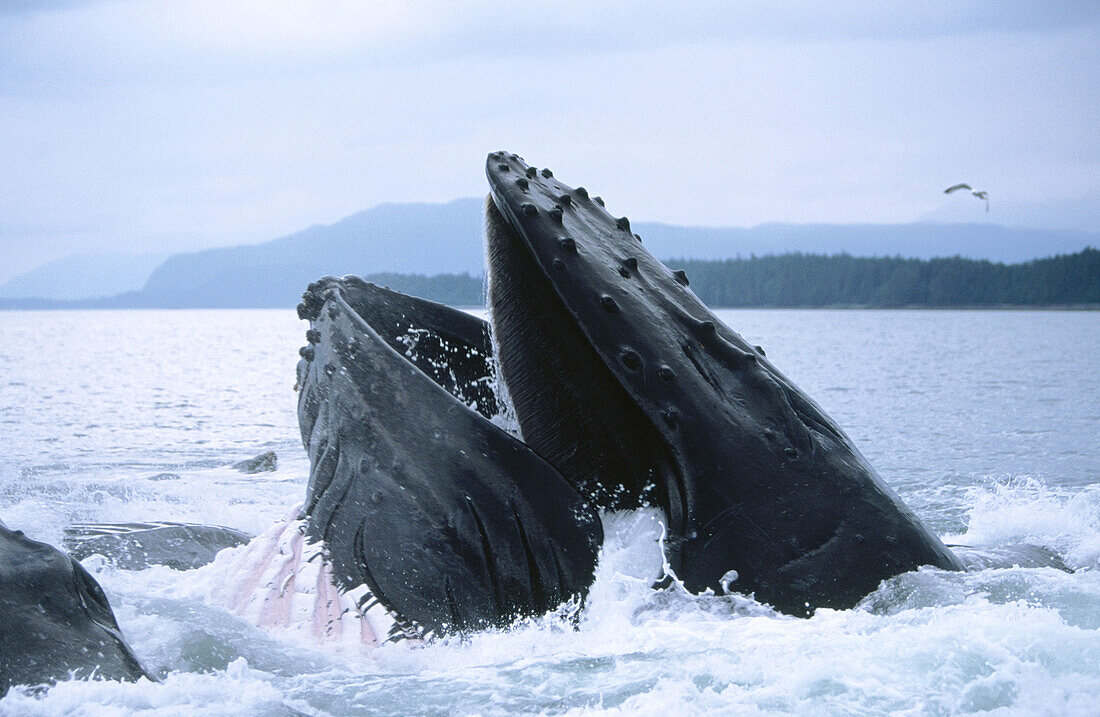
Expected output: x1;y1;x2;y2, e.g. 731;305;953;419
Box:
484;150;962;616
485;150;782;536
485;153;692;521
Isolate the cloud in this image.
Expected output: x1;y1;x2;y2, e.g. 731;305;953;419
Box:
3;2;1098;86
0;0;107;16
0;1;1096;282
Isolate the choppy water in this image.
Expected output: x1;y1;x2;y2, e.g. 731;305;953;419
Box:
0;308;1098;716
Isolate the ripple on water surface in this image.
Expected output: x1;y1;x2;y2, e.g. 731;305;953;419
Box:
0;308;1097;714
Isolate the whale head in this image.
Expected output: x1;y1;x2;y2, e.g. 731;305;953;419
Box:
483;151;961;615
295;278;603;638
0;522;152;694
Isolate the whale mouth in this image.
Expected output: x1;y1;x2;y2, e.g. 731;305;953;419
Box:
483;154;694;554
295;276;603;638
483;151;962;615
295;277;503;518
485;196;680;515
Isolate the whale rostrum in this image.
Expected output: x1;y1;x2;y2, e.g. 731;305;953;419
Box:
483;151;962;615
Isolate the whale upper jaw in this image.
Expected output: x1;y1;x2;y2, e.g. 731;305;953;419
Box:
484;150;962;616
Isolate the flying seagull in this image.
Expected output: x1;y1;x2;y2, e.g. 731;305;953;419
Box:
944;183;989;212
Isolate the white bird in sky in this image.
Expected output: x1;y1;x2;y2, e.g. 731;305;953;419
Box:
944;183;989;212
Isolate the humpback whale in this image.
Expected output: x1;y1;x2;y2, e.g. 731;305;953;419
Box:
0;520;152;696
290;151;962;633
63;522;251;571
483;152;962;614
1;151;972;691
295;277;603;640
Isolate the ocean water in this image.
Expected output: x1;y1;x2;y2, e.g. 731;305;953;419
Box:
0;308;1098;716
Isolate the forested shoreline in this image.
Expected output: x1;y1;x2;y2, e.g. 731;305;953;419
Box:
2;248;1095;309
365;248;1099;308
674;247;1099;308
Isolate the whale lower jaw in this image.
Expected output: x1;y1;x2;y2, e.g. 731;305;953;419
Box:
294;277;603;638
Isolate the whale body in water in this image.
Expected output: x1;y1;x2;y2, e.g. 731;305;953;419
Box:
0;520;153;696
288;151;963;642
2;151;979;689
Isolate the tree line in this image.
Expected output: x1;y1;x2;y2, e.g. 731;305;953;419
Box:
671;248;1098;307
363;248;1098;308
361;272;486;307
6;249;1092;311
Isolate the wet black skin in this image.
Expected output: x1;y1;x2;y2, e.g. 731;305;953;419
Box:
484;151;963;616
0;520;152;696
63;522;250;571
295;277;602;638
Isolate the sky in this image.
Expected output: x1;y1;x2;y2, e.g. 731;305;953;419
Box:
1;1;1098;282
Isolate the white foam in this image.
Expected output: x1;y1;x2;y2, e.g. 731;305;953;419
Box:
0;658;289;717
8;491;1100;715
170;506;398;654
945;476;1100;569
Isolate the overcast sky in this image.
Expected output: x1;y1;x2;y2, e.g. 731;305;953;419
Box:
1;1;1097;282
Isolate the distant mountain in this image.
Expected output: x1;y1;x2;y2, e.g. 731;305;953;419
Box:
0;252;167;301
136;202;1098;308
638;222;1095;264
139;199;486;308
2;197;1096;308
